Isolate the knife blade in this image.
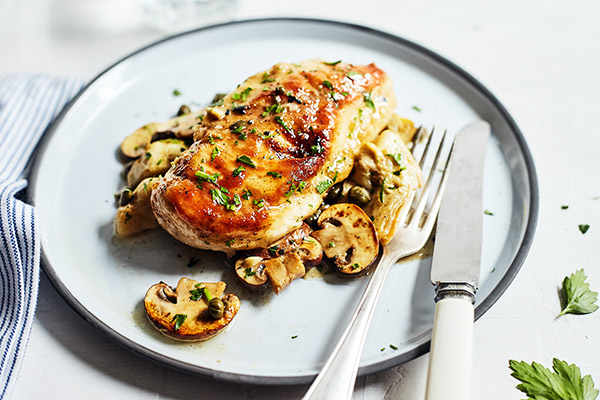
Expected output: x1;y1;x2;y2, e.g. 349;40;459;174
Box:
430;120;490;300
425;120;490;400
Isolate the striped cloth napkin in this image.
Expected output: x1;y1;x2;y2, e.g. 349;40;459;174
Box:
0;76;82;399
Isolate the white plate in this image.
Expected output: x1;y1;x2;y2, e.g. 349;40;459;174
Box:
30;18;538;384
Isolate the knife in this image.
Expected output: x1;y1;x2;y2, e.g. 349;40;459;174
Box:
425;120;490;400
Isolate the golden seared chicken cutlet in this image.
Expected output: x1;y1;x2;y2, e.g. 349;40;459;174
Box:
151;59;396;253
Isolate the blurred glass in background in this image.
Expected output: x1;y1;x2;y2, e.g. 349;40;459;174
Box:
142;0;239;33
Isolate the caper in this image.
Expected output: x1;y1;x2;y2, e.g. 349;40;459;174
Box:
118;188;132;206
304;203;329;228
177;104;191;116
208;298;224;319
348;186;371;207
325;183;343;204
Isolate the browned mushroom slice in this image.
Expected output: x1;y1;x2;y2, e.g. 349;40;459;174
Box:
126;139;187;188
311;203;379;275
144;277;240;341
262;252;306;294
120;110;206;158
115;177;160;236
234;256;268;289
297;237;323;268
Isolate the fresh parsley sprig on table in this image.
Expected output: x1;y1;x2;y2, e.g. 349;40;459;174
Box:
559;269;599;317
509;358;599;400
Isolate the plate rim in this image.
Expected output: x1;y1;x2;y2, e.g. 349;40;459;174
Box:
28;17;539;385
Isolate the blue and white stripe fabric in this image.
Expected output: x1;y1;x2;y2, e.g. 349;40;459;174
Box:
0;76;82;399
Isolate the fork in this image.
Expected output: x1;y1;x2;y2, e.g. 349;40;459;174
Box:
302;126;451;400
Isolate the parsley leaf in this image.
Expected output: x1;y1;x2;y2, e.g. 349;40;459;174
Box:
232;87;252;102
172;314;187;330
316;179;332;194
195;170;220;184
363;92;375;110
274;116;293;135
322;80;334;90
232;165;246;177
172;89;182;96
579;224;590;234
509;358;599;400
346;71;362;78
211;147;221;162
237;155;256;168
323;60;341;65
267;171;282;178
559;269;599;316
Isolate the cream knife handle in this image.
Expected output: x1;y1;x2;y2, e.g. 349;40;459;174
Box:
425;297;474;400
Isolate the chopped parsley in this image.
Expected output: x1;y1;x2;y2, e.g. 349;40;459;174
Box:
253;198;265;208
579;224;590;234
244;267;256;278
172;89;182;96
412;105;422;112
241;189;252;200
262;103;285;117
316;179;332;194
145;152;151;160
225;239;235;248
322;80;334;90
195;170;220;184
351;263;361;270
346;71;362;78
232;87;252;102
389;344;398;350
172;314;187;330
328;241;335;248
363;92;375;110
274;116;293;135
387;153;403;165
236;155;256;168
211;147;221;162
311;143;324;154
267;171;282;178
561;205;569;209
261;72;276;83
484;210;494;216
269;245;279;256
323;60;341;65
232;165;246;177
210;187;230;206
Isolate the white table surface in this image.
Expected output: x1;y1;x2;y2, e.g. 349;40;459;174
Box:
2;0;600;398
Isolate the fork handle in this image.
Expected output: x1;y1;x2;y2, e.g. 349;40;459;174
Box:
425;297;474;400
302;252;395;400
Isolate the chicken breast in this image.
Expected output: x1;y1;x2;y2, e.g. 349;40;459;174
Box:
151;59;396;253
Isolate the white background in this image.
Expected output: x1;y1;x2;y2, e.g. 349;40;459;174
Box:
2;0;600;398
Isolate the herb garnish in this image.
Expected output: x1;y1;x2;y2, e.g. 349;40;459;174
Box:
387;153;403;165
195;170;220;184
253;198;265;208
311;143;324;154
559;269;598;316
232;165;246;177
237;155;256;168
346;71;362;78
210;188;229;206
262;103;285;117
275;116;293;135
484;210;494;216
269;245;279;256
241;189;252;200
579;224;590;234
379;177;387;203
225;239;235;248
172;89;182;96
316;179;332;194
509;358;599;400
363;92;375;110
561;205;569;209
232;87;252;102
323;60;341;65
211;147;221;162
261;72;276;83
172;314;187;330
389;344;398;350
412;105;422;112
267;171;282;178
322;80;334;90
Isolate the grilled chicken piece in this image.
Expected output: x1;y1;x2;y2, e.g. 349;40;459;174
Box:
152;59;396;253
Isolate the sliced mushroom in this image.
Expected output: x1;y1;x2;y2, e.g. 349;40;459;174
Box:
120;109;207;158
127;139;187;188
115;177;160;237
234;224;324;292
263;252;306;294
234;256;268;288
144;277;240;341
311;203;379;275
